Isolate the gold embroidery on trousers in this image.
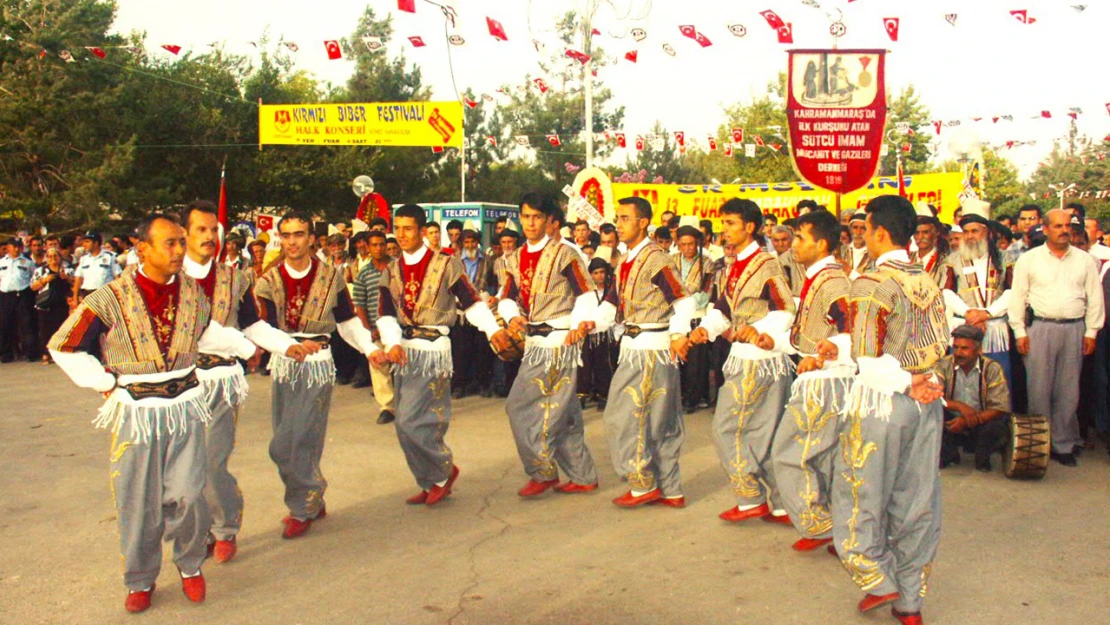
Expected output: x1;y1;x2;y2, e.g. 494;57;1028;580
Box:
727;362;768;500
429;378;452;474
842;552;886;591
920;562;932;598
108;430;134;572
839;407;877;554
791;383;835;537
530;360;569;481
623;358;664;490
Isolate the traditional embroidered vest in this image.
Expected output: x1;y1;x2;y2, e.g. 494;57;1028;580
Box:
207;263;252;329
790;264;851;354
255;261;346;335
944;254;1010;310
679;254;711;298
383;251;463;327
52;273;210;376
618;244;684;325
723;251;796;330
503;242;584;322
911;249;953;288
849;260;949;374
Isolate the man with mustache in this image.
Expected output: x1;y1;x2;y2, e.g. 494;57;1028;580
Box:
49;214;252;612
180;200;310;561
909;203;954;288
941;199;1015;389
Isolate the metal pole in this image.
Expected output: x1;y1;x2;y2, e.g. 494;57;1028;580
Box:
460;134;467;202
584;59;593;169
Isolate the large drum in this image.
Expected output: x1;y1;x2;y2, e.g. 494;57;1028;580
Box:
1002;414;1050;480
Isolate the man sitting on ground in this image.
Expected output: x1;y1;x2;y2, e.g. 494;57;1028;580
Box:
935;324;1011;472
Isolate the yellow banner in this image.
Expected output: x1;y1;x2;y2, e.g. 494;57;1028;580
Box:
258;101;463;147
613;172;964;226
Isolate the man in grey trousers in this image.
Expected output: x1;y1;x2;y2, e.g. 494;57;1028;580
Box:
1009;209;1104;466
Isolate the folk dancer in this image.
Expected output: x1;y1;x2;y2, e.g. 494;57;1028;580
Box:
180;201;309;559
768;210;853;552
253;211;378;538
602;196;696;508
690;199;797;524
371;204;508;506
48;214;251;612
829;196;950;625
497;193;613;497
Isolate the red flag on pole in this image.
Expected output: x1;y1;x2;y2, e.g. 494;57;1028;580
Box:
217;163;229;261
896;159;907;198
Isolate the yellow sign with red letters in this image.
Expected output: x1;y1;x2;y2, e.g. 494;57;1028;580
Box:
258;101;463;147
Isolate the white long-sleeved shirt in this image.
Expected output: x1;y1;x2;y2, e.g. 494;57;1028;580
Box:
1008;244;1105;339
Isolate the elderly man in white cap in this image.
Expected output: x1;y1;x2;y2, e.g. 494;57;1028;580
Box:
838;210;872;280
942;198;1016;389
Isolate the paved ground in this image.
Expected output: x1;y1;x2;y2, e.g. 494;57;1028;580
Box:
1;361;1107;625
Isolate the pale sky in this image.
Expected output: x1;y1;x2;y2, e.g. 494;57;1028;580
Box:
112;0;1110;180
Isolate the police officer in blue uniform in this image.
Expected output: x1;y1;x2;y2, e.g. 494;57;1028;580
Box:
0;238;39;362
72;231;121;304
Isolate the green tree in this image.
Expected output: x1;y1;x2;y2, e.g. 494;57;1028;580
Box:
937;147;1025;216
1025;123;1110;221
879;86;934;176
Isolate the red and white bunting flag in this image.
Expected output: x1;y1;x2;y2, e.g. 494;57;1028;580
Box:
933;121;942;135
431;146;444;153
86;46;107;59
482;93;494;102
533;78;549;93
707;136;718;151
901;143;911;153
546;134;561;147
363;37;384;52
284;42;299;52
486;17;508;41
1010;10;1036;25
565;48;591;64
463;96;478;109
883;18;900;41
624;50;638;63
635;136;644;150
615;133;627;148
760;10;786;30
161;44;182;55
731;127;744;143
514;136;530;147
768;143;782;152
754;135;765;147
324;40;342;60
398;0;416;13
408;36;426;48
1040;110;1052;118
673;131;685;147
724;143;733;157
486;136;497;146
591;27;601;36
776;24;794;44
59;50;74;63
679;25;697;40
693;31;712;47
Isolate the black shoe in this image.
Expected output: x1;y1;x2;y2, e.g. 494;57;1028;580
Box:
376;410;395;425
351;377;371;389
479;387;493;398
974;457;992;473
579;396;589;409
682;401;697;414
1050;451;1078;467
336;375;352;386
940;448;961;469
597;398;608;410
451;387;466;400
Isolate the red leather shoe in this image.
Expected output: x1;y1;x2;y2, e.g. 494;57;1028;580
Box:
406;491;428;505
718;502;770;522
858;592;900;613
649;496;686;508
213;538;237;563
827;544;839;558
792;537;833;552
315;504;327;520
426;465;461;506
124;585;155;613
762;512;792;526
281;516;313;539
518;479;559;497
181;573;206;603
554;482;599;494
892;608;924;625
612;489;662;507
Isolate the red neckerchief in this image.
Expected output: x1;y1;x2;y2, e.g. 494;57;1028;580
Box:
519;243;545;315
920;249;937;274
279;259;318;332
196;260;217;300
134;270;180;357
726;250;758;296
400;249;434;320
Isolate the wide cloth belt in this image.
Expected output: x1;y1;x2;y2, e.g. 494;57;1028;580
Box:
526;323;558;337
1032;315;1083;324
121;371;200;401
196;354;238;370
298;335;331;347
623;325;668;339
402;326;443;341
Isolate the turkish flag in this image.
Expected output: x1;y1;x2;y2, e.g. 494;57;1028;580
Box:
707;137;718;151
624;50;638;63
760;10;786;30
408;36;426;47
679;25;697;40
635;136;644;150
86;46;107;59
565;49;591;64
1041;110;1052;118
694;32;712;47
533;78;549;93
257;214;274;232
776;24;794;44
768;144;782;152
901;143;911;153
487;17;508;41
486;136;497;147
615;133;626;148
431;146;444;153
463;97;478;109
1010;10;1035;24
673;131;685;147
324;40;342;59
591;27;601;36
883;18;900;41
398;0;416;13
933;121;942;135
731;128;744;143
754;135;764;147
547;134;561;147
161;44;182;55
724;144;733;157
